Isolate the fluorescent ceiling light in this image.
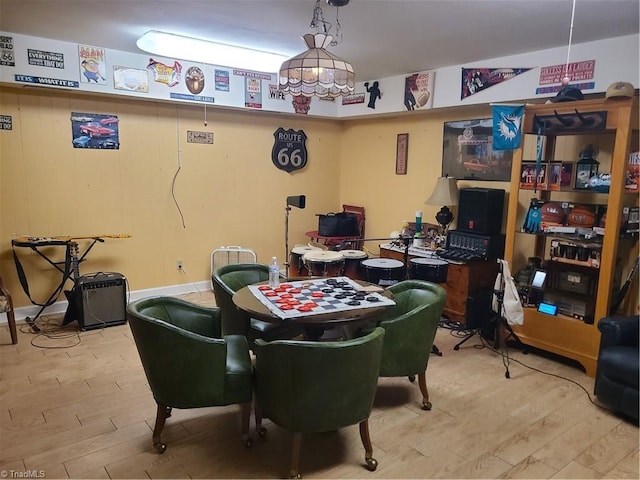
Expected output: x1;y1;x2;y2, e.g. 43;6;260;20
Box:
136;30;289;73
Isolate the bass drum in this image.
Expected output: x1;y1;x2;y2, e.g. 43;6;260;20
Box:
340;249;368;280
289;245;322;277
303;250;345;277
410;258;448;283
361;258;404;286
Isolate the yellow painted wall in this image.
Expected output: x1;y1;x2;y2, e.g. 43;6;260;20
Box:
1;87;344;306
0;86;511;308
339;109;510;244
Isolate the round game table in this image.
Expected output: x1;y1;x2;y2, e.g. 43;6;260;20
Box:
232;277;394;341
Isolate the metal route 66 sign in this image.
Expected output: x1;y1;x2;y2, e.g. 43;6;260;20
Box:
272;127;307;173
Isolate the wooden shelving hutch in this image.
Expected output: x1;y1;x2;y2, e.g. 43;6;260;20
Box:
504;96;639;377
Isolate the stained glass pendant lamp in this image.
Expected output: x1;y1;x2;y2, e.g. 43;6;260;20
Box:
279;0;355;99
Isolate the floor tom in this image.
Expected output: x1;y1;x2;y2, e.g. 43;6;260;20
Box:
361;258;405;286
410;258;448;283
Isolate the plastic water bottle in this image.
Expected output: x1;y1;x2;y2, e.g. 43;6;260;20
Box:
269;256;280;288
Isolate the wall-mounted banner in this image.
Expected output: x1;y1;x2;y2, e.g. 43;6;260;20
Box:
462;68;531;99
28;48;64;69
538;60;595;85
535;59;596;95
364;81;382;109
492;104;524;151
404;71;435;110
245;76;262;109
342;92;365;105
15;74;78;88
70;112;119;149
169;92;214;103
536;82;595;96
79;45;106;84
147;58;182;87
269;84;286;100
272;128;307;173
215;69;229;91
185;66;205;94
0;35;15;67
113;66;149;92
292;96;311;114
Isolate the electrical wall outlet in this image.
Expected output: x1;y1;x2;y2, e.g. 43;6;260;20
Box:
176;259;184;270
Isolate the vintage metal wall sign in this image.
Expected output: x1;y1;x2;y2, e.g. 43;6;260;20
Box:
187;131;213;144
1;115;12;130
272;128;307;172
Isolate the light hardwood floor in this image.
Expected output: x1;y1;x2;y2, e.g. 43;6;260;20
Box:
0;290;638;479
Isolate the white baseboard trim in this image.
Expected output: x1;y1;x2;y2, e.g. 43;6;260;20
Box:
2;280;213;324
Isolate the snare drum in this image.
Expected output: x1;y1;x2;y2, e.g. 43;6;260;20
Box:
289;246;322;277
410;258;448;283
340;249;368;280
361;258;405;286
303;250;345;277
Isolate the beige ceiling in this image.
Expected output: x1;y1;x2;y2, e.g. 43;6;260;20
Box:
1;0;638;82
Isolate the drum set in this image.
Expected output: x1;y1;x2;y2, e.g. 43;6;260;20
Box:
288;245;449;286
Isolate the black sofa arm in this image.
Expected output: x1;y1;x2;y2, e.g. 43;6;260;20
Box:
598;315;639;351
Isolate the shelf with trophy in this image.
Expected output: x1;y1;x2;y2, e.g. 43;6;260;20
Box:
504;96;639;377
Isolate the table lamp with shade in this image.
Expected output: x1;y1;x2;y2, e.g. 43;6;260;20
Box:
425;176;459;236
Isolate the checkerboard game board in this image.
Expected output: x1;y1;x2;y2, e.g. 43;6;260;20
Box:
248;276;396;319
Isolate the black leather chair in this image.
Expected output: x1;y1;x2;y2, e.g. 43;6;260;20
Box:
594;315;639;421
212;263;303;347
127;296;254;452
253;327;385;478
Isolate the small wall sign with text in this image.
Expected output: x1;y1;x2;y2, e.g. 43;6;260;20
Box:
396;133;409;175
187;131;214;144
1;115;12;130
272;128;307;173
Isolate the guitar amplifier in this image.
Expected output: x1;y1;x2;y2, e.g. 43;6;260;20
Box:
74;272;127;331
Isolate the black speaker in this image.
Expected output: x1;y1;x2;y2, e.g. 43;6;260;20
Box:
457;187;505;235
286;195;306;209
465;289;494;330
74;272;127;331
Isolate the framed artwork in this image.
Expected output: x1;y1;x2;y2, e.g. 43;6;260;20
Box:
547;162;574;190
520;162;547;190
396;133;409;175
442;118;513;181
560;162;574;188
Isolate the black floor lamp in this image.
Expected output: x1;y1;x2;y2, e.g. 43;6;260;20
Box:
284;195;306;270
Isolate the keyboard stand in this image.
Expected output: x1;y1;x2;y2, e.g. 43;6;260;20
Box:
11;237;104;331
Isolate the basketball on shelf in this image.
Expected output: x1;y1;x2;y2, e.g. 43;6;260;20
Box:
540;202;565;224
567;205;597;227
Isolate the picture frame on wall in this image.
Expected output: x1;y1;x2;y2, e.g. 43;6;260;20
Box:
441;118;513;181
396;133;409;175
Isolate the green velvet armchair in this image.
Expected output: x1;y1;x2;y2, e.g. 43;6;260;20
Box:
212;263;303;345
253;327;385;479
127;296;254;452
363;280;446;410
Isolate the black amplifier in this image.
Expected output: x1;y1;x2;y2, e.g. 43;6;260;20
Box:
443;230;505;260
67;272;127;331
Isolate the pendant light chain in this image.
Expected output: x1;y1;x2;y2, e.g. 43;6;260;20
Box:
563;0;577;84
